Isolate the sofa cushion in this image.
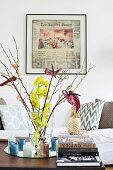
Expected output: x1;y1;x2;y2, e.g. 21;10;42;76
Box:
96;98;113;128
79;101;104;130
0;105;27;130
0;98;7;130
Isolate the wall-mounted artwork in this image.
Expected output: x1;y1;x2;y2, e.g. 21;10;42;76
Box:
26;14;87;74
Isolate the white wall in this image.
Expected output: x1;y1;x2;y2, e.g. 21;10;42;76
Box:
0;0;113;127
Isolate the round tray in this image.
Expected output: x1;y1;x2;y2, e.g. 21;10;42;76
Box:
4;144;56;159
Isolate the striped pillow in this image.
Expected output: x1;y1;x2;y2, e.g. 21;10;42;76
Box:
79;101;104;130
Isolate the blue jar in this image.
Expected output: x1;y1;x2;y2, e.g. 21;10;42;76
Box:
18;138;26;151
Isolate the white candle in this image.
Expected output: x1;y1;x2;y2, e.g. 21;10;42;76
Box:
23;143;32;157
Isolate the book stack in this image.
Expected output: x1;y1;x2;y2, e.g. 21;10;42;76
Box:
56;131;102;167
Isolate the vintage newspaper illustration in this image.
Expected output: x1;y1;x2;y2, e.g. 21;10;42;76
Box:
32;20;80;70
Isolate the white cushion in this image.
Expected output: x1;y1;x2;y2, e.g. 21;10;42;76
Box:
0;105;27;130
88;128;113;165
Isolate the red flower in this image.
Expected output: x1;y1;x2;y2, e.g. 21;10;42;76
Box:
45;65;61;78
62;90;80;112
0;76;17;86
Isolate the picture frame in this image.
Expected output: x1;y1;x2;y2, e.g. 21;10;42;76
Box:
26;14;87;74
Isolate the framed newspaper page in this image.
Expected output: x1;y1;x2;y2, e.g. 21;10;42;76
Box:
26;14;87;74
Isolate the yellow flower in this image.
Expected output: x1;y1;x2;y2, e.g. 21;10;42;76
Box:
31;112;48;130
42;109;50;116
34;76;49;87
45;102;52;108
31;113;41;126
32;131;40;144
30;92;40;108
34;86;44;96
43;80;49;87
42;103;52;116
34;76;44;86
33;85;49;99
43;88;49;97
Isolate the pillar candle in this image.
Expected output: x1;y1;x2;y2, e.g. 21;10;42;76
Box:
23;143;32;157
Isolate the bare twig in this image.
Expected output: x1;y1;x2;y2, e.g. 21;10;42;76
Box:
0;59;12;77
73;65;94;90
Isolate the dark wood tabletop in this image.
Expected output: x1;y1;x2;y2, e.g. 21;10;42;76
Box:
0;141;105;170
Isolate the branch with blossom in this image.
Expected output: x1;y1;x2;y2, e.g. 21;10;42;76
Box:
0;37;94;143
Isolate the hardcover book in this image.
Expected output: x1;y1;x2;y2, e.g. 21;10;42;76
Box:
58;131;96;148
58;147;99;156
56;155;102;167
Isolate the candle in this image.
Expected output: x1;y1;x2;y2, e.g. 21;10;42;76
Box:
8;137;16;153
18;138;26;151
9;141;19;155
23;143;32;157
50;137;58;151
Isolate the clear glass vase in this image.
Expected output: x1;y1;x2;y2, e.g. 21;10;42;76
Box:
27;115;50;158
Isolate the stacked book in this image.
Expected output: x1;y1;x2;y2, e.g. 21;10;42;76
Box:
56;131;102;167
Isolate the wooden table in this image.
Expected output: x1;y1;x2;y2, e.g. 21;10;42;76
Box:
0;141;105;170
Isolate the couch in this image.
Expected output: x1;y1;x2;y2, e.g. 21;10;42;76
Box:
0;97;113;166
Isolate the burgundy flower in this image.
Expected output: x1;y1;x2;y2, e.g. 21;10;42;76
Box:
45;65;61;78
0;76;17;86
62;90;80;112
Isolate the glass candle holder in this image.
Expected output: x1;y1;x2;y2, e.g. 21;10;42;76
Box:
8;137;16;153
50;137;58;151
18;138;26;151
9;141;19;155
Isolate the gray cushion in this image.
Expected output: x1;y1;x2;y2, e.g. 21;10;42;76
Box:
95;98;113;128
79;101;104;130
